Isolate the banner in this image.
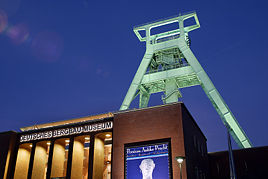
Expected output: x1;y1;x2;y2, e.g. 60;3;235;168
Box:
125;142;170;179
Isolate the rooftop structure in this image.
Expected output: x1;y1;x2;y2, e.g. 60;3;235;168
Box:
120;12;252;148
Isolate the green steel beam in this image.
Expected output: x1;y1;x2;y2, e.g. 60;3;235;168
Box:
141;66;196;84
120;12;253;148
120;50;153;110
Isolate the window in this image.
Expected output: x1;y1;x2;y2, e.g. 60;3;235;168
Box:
93;132;112;179
31;141;51;179
71;135;90;179
14;143;32;179
51;138;70;178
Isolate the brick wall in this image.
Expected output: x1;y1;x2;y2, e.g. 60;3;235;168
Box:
112;103;187;179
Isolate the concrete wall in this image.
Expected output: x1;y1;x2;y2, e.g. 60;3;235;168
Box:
112;103;186;179
31;141;49;179
14;144;31;179
93;137;104;179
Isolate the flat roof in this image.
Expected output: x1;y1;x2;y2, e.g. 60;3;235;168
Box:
20;112;113;132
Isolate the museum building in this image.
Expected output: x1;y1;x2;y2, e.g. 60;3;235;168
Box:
0;102;210;179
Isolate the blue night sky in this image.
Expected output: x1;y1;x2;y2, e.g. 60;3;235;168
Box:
0;0;268;152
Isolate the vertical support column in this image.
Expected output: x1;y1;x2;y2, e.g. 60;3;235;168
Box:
88;134;95;179
139;85;150;108
10;137;20;179
145;27;150;48
164;79;179;104
139;92;150;108
66;137;74;179
46;140;55;179
27;142;36;179
178;17;185;38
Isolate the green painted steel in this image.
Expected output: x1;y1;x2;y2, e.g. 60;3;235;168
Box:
120;12;253;148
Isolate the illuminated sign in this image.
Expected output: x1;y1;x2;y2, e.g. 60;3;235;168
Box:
125;141;171;179
20;121;113;142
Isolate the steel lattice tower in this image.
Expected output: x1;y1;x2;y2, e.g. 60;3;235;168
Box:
120;12;252;148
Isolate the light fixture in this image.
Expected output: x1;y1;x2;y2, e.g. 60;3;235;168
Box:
176;157;184;164
65;139;70;143
105;134;111;138
29;144;33;147
47;142;51;145
104;138;112;141
175;156;185;179
85;137;90;140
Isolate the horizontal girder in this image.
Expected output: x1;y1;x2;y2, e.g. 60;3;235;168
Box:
141;66;200;94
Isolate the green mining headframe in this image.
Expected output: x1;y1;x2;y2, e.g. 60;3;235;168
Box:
120;12;253;149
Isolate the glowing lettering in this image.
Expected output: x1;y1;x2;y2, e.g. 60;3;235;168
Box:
19;121;113;142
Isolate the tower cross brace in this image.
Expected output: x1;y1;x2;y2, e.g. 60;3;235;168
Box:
120;12;253;148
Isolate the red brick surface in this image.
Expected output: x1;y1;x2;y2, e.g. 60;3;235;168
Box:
112;103;187;179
